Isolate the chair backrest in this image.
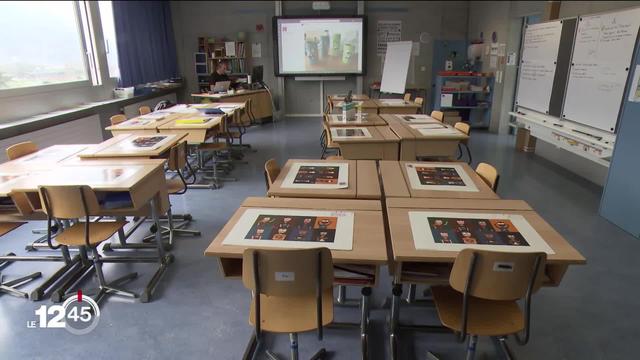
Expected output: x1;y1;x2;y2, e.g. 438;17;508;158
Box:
138;106;151;115
454;121;471;136
168;141;187;171
430;110;444;122
38;185;101;219
326;96;334;114
6;141;38;160
242;248;334;297
475;162;499;191
264;158;280;190
110;114;127;126
449;249;547;301
403;93;411;101
244;98;255;124
415;97;424;105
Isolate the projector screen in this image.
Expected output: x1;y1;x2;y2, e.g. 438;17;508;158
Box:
273;16;366;76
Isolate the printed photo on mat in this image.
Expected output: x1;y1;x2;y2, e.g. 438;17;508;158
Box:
281;162;349;189
330;127;372;139
405;163;478;192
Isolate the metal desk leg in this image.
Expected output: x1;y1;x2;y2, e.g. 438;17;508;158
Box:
140;197;173;303
492;336;515;360
406;283;416;304
389;283;402;360
360;287;372;360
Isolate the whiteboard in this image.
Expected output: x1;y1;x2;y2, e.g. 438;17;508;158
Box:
563;7;640;133
516;21;563;113
380;41;412;94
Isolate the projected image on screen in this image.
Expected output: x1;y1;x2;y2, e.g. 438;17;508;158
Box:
275;17;364;75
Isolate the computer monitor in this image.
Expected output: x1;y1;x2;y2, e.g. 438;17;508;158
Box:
251;65;264;84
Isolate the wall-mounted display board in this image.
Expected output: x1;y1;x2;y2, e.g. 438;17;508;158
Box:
563;7;640;133
515;19;577;116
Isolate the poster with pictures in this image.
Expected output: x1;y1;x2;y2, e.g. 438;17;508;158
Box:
330;127;372;139
131;135;169;148
222;208;354;250
377;20;402;56
405;163;478;192
408;211;555;254
399;114;440;124
282;162;349;189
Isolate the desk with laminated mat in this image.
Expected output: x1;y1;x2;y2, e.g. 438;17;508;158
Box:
0;158;173;302
205;197;388;358
385;197;586;359
379;161;499;200
267;159;381;200
383;114;467;160
331;99;379;114
328;94;370;102
328;125;399;160
375;99;421;114
191;88;273;123
77;133;187;159
324;113;388;127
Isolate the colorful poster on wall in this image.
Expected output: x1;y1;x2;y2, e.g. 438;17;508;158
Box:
408;211;555;254
281;162;349;189
377;20;402;56
222;208;354;250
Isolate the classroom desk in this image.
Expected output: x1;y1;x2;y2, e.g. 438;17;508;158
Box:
0;144;91;174
385;197;585;359
324;113;388;127
329;125;399;160
191;88;273;123
379;161;500;200
0;159;173;302
383;114;468;160
331;99;379;114
205;197;387;358
77;133;186;159
106;113;183;136
157;115;224;144
375;99;421;114
267;159;381;200
328;94;370;101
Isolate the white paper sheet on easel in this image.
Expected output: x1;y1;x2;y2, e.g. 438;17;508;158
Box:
380;41;413;94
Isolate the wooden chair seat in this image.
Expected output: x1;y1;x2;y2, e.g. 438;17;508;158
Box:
249;288;334;333
0;222;24;237
199;143;230;151
55;221;127;246
166;178;186;195
432;285;524;336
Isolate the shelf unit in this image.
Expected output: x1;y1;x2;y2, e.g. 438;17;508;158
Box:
433;73;494;128
196;37;250;92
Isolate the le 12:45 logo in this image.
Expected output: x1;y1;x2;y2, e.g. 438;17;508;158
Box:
28;290;101;335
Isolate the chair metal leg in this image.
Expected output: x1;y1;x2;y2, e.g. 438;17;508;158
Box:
465;335;478;360
389;283;402;360
465;144;472;165
405;283;417;304
289;333;299;360
360;287;371;360
0;271;42;298
492;336;516;360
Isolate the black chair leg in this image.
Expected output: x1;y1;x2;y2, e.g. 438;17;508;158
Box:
465;144;472;165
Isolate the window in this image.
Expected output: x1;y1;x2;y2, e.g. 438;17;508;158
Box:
0;1;89;90
98;1;120;79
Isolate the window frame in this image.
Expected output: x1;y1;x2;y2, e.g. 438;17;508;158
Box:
0;1;95;98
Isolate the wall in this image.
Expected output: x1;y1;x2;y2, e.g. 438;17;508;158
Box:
171;1;469;116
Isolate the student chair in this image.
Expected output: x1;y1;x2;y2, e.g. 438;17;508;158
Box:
403;93;412;102
263;158;280;192
430;110;444;122
6;141;38;160
475;163;500;192
39;185;138;303
242;248;333;360
454;122;472;164
198;115;236;188
110;114;127;126
0;222;42;299
145;142;200;244
430;249;546;359
320;122;340;159
138;106;152;115
228;99;256;152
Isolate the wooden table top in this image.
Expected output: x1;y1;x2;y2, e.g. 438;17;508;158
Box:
380;161;500;200
0;144;91;174
157;115;224;130
205;197;388;265
329;125;399;144
386;198;585;265
331;99;379;109
267;159;381;200
328;94;370;101
384;114;468;140
191;89;268;99
77;133;186;158
324;113;388;127
374;99;422;109
105;113;183;131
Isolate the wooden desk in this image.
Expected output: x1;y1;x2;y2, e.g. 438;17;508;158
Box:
191;89;273;123
106;113;181;136
379;161;499;200
0;144;90;174
77;133;186;159
331;99;379;114
324;113;387;127
157;115;224;144
383;114;467;160
375;99;421;114
267;159;381;200
329;125;399;160
328;94;370;101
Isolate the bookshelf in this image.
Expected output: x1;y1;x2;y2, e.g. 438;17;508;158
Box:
196;37;250;92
